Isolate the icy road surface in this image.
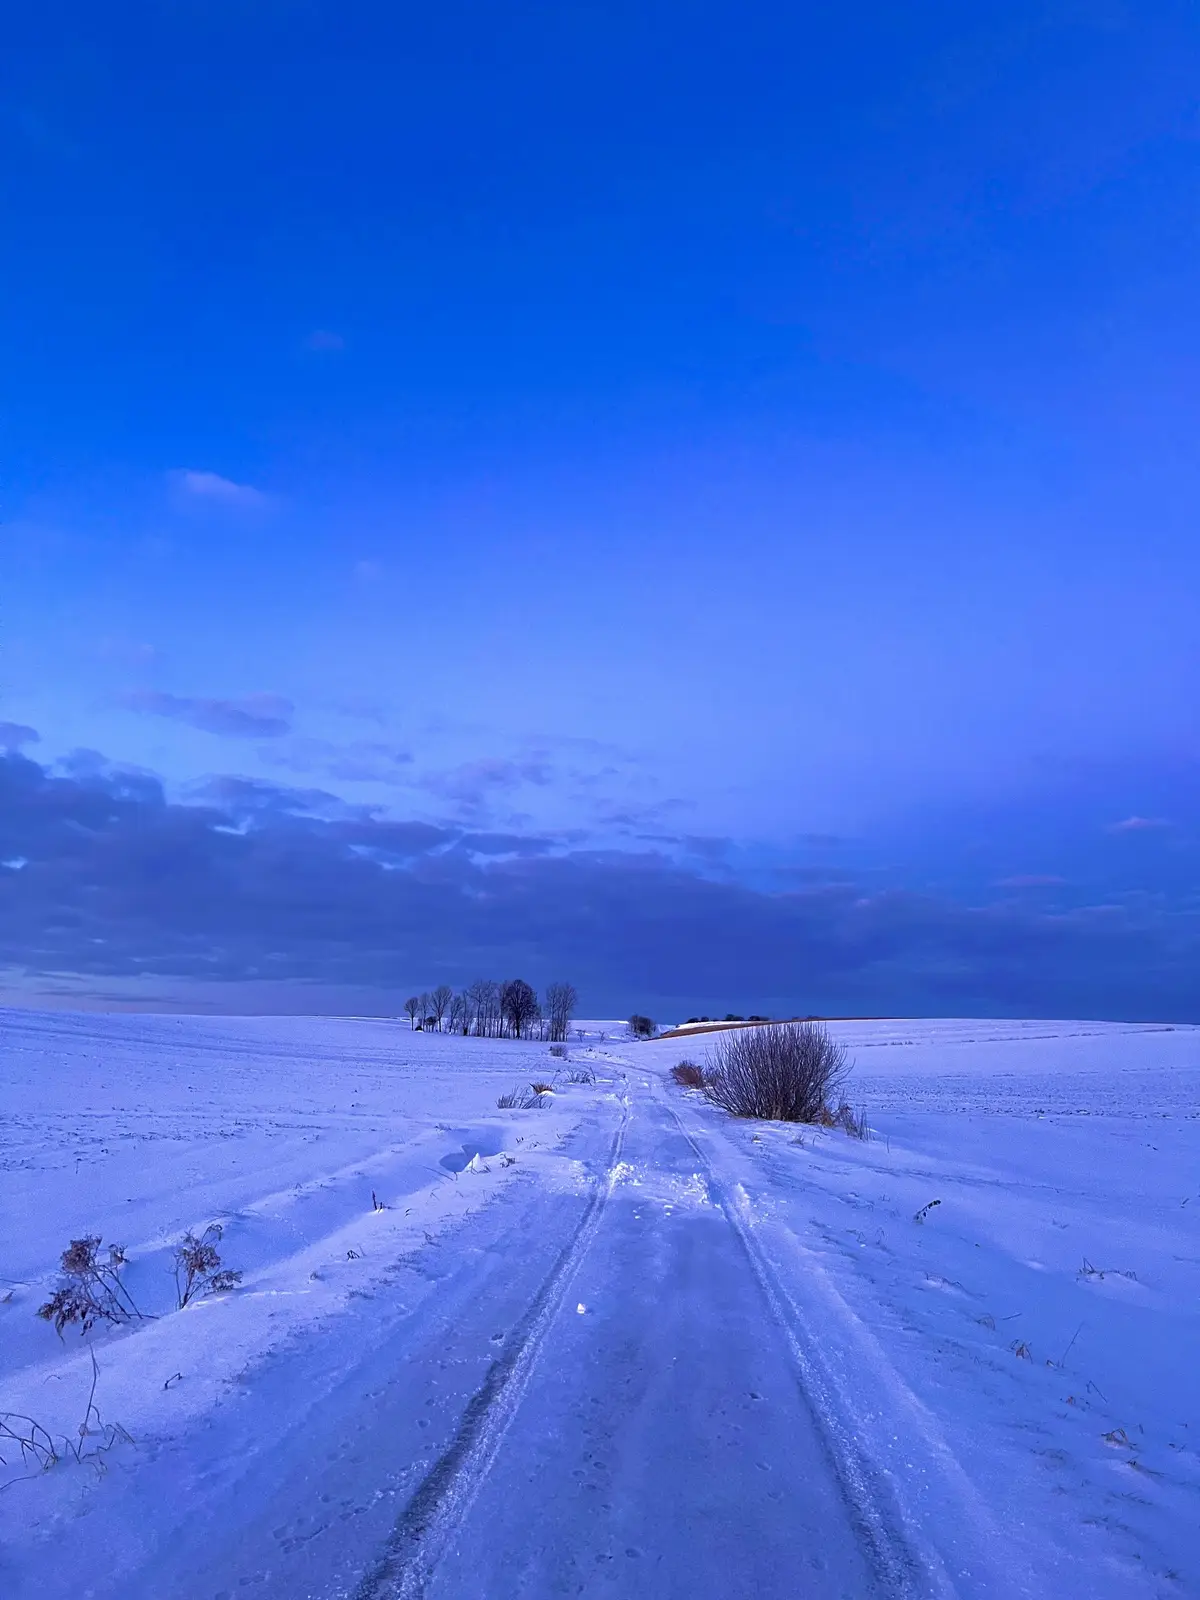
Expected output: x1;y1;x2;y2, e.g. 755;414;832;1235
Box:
1;1012;1197;1597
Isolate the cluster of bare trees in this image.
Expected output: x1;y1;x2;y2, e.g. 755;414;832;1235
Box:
402;980;577;1042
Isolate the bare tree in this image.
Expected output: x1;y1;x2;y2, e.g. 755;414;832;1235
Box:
544;982;578;1043
403;996;420;1029
418;992;431;1030
465;979;485;1035
468;979;501;1037
628;1014;656;1039
448;992;470;1034
429;984;453;1031
500;978;540;1039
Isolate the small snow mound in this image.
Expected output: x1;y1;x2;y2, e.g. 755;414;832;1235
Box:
440;1125;509;1173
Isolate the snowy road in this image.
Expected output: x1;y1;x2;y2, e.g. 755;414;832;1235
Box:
35;1074;912;1598
3;1014;1197;1597
362;1075;895;1600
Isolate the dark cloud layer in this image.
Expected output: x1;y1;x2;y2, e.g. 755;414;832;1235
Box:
1;750;1198;1020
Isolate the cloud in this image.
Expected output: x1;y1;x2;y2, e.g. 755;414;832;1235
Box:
304;329;345;353
996;875;1067;889
681;835;733;863
120;690;294;739
172;470;270;509
1107;816;1172;833
454;832;556;858
2;747;1198;1020
0;722;39;751
193;775;366;820
262;736;413;783
418;757;554;814
590;796;693;832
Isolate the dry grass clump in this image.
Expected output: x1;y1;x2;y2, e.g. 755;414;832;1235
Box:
496;1087;547;1109
37;1237;144;1334
172;1224;242;1309
1;1348;131;1489
823;1102;871;1140
671;1060;706;1089
703;1023;864;1130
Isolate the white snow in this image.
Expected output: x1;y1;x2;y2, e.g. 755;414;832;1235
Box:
0;1013;590;1460
1;1009;1196;1596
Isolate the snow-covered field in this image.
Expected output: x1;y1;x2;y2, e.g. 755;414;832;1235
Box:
1;1010;1196;1596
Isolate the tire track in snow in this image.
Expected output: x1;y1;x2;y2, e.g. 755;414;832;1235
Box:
352;1077;633;1600
658;1083;961;1600
659;1075;1036;1600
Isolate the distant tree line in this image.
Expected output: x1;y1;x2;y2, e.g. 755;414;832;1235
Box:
402;980;578;1042
684;1013;770;1024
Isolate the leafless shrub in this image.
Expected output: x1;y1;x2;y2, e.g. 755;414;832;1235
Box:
671;1060;706;1089
172;1224;242;1309
37;1237;144;1335
628;1014;656;1039
567;1067;596;1085
702;1023;849;1124
548;1043;567;1059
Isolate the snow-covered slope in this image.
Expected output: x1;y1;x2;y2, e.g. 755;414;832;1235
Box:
1;1011;1196;1596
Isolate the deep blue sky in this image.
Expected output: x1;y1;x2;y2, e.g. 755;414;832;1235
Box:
3;2;1199;1018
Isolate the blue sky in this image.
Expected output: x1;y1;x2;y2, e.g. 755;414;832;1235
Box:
3;2;1199;1018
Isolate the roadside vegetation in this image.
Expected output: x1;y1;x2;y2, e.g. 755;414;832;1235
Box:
673;1022;869;1137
